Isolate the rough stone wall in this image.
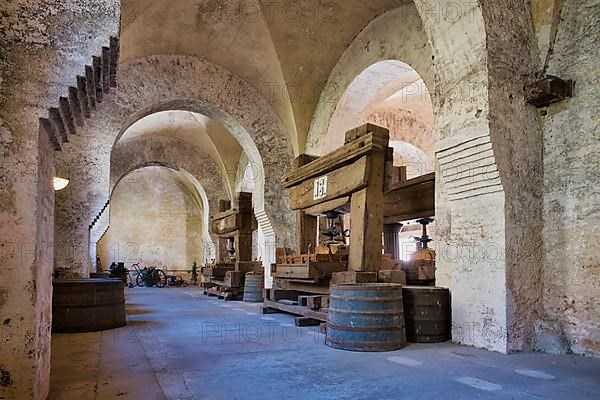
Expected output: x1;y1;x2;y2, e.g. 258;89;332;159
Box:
414;0;544;353
480;0;545;353
110;135;230;251
55;54;296;279
0;1;119;398
537;0;600;357
97;167;203;271
54;92;123;277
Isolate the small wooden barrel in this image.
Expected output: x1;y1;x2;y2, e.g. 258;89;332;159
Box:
402;286;451;343
326;283;407;352
52;278;126;333
243;274;264;303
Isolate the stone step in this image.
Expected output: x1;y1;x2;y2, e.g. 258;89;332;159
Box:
92;55;103;103
68;87;84;127
85;65;97;108
102;46;111;93
48;107;68;144
76;76;91;118
59;96;76;135
109;36;119;87
39;118;62;151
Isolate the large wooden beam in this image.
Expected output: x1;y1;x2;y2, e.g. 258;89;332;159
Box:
282;130;389;189
303;197;350;216
289;156;368;210
384;173;435;222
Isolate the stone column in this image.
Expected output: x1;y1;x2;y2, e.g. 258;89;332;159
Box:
0;2;119;398
383;223;403;260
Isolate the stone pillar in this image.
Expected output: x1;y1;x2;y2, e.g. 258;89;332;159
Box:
0;2;120;398
383;223;403;260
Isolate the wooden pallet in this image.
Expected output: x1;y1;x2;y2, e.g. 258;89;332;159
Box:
203;286;243;301
262;300;328;322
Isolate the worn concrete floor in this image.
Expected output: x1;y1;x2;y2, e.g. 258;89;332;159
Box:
50;287;600;400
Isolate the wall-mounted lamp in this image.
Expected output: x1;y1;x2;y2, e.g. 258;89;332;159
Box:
53;177;70;191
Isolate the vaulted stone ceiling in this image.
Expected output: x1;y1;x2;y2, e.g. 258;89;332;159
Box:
120;0;407;155
118;110;243;190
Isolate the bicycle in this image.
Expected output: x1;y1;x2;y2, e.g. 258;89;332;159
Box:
127;263;144;288
137;265;168;288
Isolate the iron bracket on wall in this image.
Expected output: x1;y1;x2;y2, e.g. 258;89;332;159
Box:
526;75;573;108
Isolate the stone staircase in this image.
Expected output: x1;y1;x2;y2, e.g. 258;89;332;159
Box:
39;36;119;151
89;199;110;270
89;199;110;230
40;37;120;271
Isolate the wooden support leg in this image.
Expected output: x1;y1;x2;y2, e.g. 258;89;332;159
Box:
348;189;384;272
348;148;386;272
296;211;318;254
295;317;321;327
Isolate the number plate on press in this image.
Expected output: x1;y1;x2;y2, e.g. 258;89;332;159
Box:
313;176;328;200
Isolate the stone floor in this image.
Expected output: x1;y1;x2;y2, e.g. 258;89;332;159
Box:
49;287;600;400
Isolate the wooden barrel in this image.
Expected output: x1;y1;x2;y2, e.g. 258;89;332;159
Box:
243;274;264;303
402;286;451;343
52;279;126;333
326;283;407;352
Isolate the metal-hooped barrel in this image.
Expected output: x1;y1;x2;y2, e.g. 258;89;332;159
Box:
326;283;407;352
243;274;264;303
402;286;451;343
52;278;126;333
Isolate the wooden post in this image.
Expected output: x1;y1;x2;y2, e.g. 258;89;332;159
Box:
216;237;228;263
296;211;317;254
348;150;386;272
219;200;231;212
235;233;253;262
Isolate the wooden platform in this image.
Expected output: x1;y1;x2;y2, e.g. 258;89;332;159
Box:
203;286;243;301
262;300;328;322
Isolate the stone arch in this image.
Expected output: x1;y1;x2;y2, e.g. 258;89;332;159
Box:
361;108;435;178
55;54;294;277
303;1;544;353
113;56;294;236
306;6;434;155
109;135;229;260
101;164;214;268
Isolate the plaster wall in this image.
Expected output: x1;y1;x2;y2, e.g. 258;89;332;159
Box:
110;135;230;254
537;0;600;357
0;1;119;398
97;167;203;271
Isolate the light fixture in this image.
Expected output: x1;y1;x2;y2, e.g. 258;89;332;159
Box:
53;177;70;191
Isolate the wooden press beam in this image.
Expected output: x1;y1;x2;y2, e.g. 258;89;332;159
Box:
289;156;369;210
282;130;389;189
384;172;435;222
303;197;350;216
